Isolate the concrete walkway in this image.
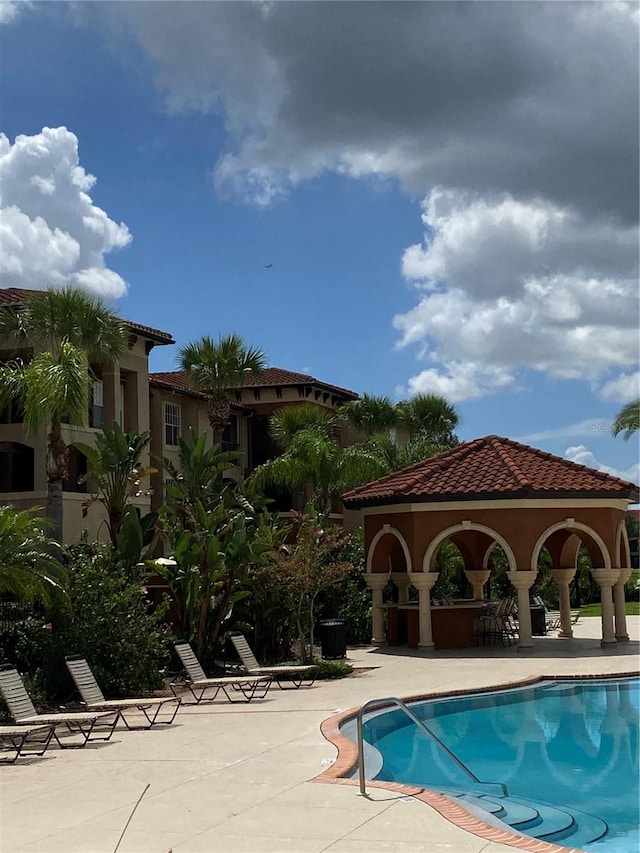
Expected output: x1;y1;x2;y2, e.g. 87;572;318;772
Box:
1;617;638;853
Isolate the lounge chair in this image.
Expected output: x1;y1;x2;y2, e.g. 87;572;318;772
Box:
0;664;118;748
478;598;518;646
0;724;55;763
65;656;181;729
172;642;272;704
230;633;317;689
531;595;579;632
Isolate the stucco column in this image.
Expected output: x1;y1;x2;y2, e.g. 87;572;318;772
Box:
365;574;388;645
613;568;632;642
391;572;411;605
507;570;538;652
591;568;621;647
465;569;491;601
101;366;120;425
411;573;439;649
550;568;577;638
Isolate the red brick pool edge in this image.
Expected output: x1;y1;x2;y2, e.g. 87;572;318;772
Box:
313;671;640;853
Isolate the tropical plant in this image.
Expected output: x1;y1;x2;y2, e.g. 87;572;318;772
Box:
155;430;279;656
0;288;126;540
339;393;397;437
612;399;640;441
265;511;356;663
269;404;336;450
250;425;387;514
178;333;267;442
74;422;156;546
396;393;460;446
0;505;66;603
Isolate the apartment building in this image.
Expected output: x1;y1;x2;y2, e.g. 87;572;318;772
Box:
0;288;358;542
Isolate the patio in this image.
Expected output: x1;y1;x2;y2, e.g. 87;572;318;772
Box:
1;616;638;853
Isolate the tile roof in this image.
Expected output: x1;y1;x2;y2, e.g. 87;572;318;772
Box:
148;371;252;411
151;368;358;400
342;435;640;506
0;288;174;344
237;367;358;399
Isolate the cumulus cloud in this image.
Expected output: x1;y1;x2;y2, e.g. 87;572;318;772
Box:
597;372;640;403
393;189;639;400
565;445;639;486
0;127;131;299
92;1;638;219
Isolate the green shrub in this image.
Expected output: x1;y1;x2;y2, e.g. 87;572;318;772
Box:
313;660;353;679
55;543;174;697
271;659;353;681
1;543;174;703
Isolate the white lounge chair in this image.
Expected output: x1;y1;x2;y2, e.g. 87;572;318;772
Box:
0;724;55;763
230;633;317;689
172;642;271;704
65;655;181;729
0;664;118;748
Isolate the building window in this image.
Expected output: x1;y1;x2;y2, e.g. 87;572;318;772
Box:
221;415;239;453
0;442;34;492
164;402;181;446
63;447;87;493
90;379;104;428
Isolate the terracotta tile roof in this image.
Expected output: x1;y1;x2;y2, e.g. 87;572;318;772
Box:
342;435;640;507
151;368;358;400
237;367;358;399
148;372;251;411
0;287;174;344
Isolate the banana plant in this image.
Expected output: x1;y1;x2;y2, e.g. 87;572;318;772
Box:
74;422;157;546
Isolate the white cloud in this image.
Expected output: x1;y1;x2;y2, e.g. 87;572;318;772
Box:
597;372;640;403
393;190;639;401
0;127;131;299
0;0;28;25
565;445;639;486
406;363;514;404
516;420;615;444
91;2;638;220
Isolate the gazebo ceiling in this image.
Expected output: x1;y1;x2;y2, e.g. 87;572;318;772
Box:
342;435;639;508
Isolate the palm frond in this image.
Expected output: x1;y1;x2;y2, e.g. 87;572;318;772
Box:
612;399;640;441
22;343;90;434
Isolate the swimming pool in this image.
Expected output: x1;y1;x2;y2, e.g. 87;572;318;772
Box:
346;676;639;853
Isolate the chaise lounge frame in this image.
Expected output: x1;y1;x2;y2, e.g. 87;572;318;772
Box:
65;655;181;729
230;633;317;689
0;664;118;749
171;642;272;704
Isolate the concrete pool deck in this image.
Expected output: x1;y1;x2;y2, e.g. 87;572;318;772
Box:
1;616;638;853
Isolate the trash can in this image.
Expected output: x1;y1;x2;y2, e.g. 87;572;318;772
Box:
530;605;547;636
319;618;347;659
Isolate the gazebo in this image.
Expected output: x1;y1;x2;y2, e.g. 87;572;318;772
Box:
342;435;638;652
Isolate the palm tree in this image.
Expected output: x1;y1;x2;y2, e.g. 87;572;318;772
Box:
0;505;66;603
396;393;460;446
612;399;640;441
339;393;397;437
250;425;386;514
178;334;267;443
0;287;126;540
269;404;336;450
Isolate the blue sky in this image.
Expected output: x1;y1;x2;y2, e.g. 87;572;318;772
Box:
0;1;638;482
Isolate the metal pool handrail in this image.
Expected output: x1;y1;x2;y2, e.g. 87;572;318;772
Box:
356;696;507;796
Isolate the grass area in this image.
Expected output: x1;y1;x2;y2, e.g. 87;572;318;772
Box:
579;601;640;617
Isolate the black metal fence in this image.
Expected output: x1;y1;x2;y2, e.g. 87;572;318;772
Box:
0;598;44;633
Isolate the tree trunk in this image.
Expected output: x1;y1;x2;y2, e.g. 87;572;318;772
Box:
46;422;68;543
207;397;231;444
47;479;64;544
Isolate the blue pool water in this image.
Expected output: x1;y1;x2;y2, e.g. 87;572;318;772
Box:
349;677;639;853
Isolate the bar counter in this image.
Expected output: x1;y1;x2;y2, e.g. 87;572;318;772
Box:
385;601;485;649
